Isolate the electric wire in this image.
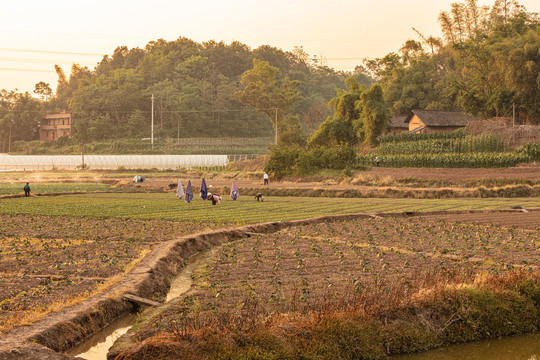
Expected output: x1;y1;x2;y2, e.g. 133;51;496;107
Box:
0;48;105;56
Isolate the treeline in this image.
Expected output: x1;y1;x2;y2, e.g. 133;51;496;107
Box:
0;40;372;150
1;0;538;155
363;0;540;121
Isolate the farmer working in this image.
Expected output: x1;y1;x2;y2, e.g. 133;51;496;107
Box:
207;192;222;205
23;182;31;197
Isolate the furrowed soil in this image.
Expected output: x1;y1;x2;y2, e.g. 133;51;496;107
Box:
0;215;211;335
112;210;539;360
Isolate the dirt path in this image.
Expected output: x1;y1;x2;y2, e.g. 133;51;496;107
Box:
365;166;540;181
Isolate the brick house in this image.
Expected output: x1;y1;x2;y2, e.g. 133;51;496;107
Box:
39;111;72;141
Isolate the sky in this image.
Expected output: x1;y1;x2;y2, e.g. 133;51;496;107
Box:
1;0;538;94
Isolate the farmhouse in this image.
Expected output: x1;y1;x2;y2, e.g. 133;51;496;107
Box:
405;109;477;133
386;115;409;135
39;111;72;141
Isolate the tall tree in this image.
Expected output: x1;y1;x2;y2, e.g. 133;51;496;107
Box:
357;84;390;146
234;58;302;144
308;77;364;147
33;82;53;101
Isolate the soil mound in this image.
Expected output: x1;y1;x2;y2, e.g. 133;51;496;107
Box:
226;155;268;171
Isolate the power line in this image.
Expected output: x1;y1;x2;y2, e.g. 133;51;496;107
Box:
326;57;367;60
0;48;104;56
0;57;97;65
0;68;56;73
2;108;274;114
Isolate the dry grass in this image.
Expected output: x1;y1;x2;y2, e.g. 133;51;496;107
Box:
115;271;540;360
226;155;269;172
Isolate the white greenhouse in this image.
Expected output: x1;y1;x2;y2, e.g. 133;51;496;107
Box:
0;154;229;171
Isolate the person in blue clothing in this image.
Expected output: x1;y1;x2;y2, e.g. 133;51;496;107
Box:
23;182;31;197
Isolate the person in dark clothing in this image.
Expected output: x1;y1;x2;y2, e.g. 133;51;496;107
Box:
23;183;31;197
255;193;264;202
208;193;221;205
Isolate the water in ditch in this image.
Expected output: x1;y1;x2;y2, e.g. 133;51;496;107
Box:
392;332;540;360
68;252;204;360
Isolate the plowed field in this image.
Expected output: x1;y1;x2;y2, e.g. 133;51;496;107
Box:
145;211;539;338
0;215;209;334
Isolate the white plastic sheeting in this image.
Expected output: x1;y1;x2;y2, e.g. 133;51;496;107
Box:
0;154;228;170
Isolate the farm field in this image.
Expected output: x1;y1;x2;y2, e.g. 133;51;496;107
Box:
365;166;540;182
185;215;538;314
0;215;210;335
115;213;540;359
0;182;115;195
1;166;538;191
1;193;539;223
0;192;538;344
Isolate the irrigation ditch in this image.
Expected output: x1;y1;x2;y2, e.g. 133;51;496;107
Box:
0;208;537;360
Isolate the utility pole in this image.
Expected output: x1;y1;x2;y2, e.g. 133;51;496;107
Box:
274;107;278;146
512;103;515;128
81;143;85;170
151;94;154;149
8;129;11;154
512;103;516;144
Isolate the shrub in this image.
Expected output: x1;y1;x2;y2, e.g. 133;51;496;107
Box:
266;144;357;176
264;146;302;178
296;144;356;174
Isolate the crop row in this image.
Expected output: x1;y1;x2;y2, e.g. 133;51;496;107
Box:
178;215;537;328
373;134;507;155
0;213;214;334
0;183;113;195
358;152;530;168
378;129;467;143
2;193;539;223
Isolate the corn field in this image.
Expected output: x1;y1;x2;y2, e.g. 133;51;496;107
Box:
378;129;467;144
358;152;530;168
373;134;508;155
366;131;529;167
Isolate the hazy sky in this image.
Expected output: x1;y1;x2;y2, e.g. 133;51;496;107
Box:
1;0;538;94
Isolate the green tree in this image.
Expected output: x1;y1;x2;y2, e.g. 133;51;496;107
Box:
493;27;540;119
308;77;364;147
358;84;390;146
234;58;302;144
33;82;53;101
0;91;42;150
